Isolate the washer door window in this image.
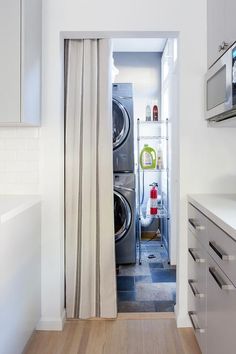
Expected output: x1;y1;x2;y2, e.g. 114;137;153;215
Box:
114;190;132;242
113;99;130;150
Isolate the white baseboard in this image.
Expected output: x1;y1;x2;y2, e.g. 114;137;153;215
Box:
174;305;191;328
36;309;66;331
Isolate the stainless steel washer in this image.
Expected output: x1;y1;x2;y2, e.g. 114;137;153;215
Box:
114;173;136;264
113;83;134;173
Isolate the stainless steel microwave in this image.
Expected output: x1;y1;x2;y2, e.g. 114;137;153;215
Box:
205;43;236;123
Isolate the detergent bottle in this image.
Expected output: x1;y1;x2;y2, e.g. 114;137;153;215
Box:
156;144;163;169
140;144;156;169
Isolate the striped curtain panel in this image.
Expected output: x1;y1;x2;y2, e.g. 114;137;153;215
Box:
65;39;117;319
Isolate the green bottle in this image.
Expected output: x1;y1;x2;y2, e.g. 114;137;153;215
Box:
140;144;156;169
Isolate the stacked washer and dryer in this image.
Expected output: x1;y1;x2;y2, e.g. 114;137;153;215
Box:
113;83;136;264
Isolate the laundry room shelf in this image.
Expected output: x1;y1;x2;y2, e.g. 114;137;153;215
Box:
138;168;168;173
138;120;169;125
141;205;168;218
144;211;169;219
137;117;170;265
138;136;168;141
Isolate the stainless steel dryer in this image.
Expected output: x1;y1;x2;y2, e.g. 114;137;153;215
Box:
114;173;136;264
113;83;134;173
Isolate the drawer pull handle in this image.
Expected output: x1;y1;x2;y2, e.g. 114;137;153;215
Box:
209;241;235;261
188;279;204;298
209;267;235;291
188;311;205;333
188;248;206;263
188;218;205;231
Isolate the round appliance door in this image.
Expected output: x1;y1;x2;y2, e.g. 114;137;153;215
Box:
113;99;130;150
114;190;132;242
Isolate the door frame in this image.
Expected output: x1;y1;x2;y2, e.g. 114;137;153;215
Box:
62;30;180;321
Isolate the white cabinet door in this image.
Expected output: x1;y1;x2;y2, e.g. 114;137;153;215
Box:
207;0;226;68
225;0;236;50
0;0;21;123
0;0;41;126
21;0;41;125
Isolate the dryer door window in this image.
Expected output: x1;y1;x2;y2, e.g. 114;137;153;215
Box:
113;99;130;150
114;190;131;242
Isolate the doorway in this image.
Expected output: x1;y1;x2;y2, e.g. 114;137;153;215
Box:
63;33;179;318
112;38;178;312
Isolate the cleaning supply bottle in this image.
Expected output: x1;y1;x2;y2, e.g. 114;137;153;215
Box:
153;104;158;121
140;144;156;169
156;144;163;169
146;105;151;121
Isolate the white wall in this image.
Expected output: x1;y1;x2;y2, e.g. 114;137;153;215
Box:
113;52;162;120
41;0;236;329
161;39;179;265
113;51;163;214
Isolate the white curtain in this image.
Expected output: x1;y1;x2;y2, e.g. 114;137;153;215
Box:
65;39;117;319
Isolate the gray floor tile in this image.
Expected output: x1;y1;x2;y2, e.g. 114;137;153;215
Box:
117;291;135;301
151;269;176;283
118;301;156;313
119;264;151;276
136;282;176;301
154;301;175;312
135;275;152;284
117;276;135;291
117;241;176;312
149;262;164;269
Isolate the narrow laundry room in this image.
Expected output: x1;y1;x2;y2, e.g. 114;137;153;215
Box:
112;38;178;312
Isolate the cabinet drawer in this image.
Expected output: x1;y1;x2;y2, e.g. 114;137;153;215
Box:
188;203;208;248
208;219;236;287
207;256;236;354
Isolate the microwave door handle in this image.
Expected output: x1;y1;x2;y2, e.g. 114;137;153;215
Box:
225;49;233;109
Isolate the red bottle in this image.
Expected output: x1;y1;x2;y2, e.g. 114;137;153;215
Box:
153;105;158;121
150;183;158;215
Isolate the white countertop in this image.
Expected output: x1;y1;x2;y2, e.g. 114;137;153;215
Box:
0;195;41;224
188;194;236;241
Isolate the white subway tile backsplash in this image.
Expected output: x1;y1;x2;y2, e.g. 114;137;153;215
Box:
16;128;39;138
5;139;28;150
16;150;39;161
0;151;17;161
0;127;40;194
0;128;17;138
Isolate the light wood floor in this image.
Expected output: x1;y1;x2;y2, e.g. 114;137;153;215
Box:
25;314;201;354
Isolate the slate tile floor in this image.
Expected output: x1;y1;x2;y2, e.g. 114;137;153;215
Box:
117;240;176;312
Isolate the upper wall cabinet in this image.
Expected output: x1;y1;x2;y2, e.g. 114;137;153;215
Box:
0;0;42;126
207;0;236;68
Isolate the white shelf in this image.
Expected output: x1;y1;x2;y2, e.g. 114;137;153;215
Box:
138;120;169;125
144;208;169;219
137;168;168;173
138;136;168;140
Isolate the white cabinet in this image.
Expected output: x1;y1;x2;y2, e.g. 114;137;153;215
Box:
207;0;236;68
0;0;41;126
225;1;236;53
188;202;236;354
0;198;41;354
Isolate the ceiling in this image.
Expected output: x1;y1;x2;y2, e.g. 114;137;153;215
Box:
112;38;166;53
